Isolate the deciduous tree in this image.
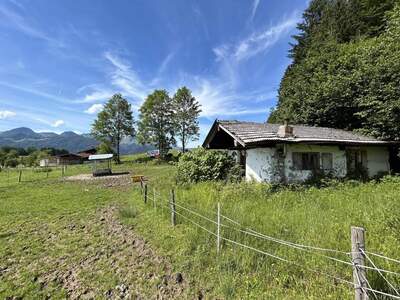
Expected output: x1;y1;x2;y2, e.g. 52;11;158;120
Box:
137;90;175;159
91;94;135;163
172;87;201;152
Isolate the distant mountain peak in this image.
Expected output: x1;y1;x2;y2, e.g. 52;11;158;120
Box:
0;127;40;140
60;131;79;137
0;127;153;154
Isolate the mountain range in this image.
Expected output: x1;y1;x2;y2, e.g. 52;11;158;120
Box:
0;127;153;154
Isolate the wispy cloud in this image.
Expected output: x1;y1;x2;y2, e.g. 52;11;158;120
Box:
77;52;151;106
158;52;175;75
51;119;64;127
213;12;299;62
85;103;103;114
0;81;70;104
104;51;149;100
0;110;16;119
193;79;274;118
78;88;114;103
0;3;62;47
249;0;260;22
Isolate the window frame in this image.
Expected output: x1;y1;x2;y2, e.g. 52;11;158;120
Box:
292;151;333;171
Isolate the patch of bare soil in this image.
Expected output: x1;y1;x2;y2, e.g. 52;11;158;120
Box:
65;174;132;188
40;206;189;299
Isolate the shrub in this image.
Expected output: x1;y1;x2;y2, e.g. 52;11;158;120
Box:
176;148;241;183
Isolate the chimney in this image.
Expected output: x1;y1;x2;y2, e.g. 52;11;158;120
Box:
277;121;294;138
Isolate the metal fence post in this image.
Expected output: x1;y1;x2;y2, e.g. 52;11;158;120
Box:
170;189;176;226
351;226;368;300
18;170;22;183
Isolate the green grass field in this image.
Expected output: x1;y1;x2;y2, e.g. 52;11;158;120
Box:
1;155;400;299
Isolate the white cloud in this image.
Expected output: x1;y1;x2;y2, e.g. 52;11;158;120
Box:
104;51;149;100
0;110;16;119
52;119;64;127
213;12;299;62
193;79;273;118
158;51;175;75
85;103;103;114
0;81;69;104
0;4;62;47
250;0;260;22
82;90;114;103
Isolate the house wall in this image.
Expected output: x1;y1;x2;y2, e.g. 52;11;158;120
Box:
363;146;390;177
246;148;280;183
245;144;390;183
284;144;347;183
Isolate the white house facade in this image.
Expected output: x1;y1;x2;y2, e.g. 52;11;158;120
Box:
203;120;396;183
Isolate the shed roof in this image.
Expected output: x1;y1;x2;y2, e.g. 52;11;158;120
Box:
203;120;396;149
89;154;113;160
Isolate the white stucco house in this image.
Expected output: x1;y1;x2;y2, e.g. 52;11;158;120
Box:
203;120;399;183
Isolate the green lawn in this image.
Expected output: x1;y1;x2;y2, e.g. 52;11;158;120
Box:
1;156;400;299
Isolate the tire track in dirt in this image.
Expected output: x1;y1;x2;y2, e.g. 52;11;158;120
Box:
39;206;189;299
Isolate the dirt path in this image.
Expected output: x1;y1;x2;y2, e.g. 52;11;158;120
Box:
37;206;189;299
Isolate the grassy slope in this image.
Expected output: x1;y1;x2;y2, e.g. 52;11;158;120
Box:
0;179;131;298
122;160;400;299
1;155;400;299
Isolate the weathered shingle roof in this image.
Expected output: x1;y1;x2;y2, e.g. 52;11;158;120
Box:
203;120;395;148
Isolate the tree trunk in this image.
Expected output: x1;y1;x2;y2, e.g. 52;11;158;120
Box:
182;125;185;153
182;134;185;153
116;136;120;164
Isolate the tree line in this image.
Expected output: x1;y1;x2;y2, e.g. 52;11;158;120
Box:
0;147;68;168
91;86;201;162
268;0;400;141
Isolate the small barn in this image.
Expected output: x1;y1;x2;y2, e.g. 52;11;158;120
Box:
203;120;398;183
40;154;83;167
77;148;97;161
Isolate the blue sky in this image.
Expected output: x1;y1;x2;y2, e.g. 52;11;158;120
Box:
0;0;308;145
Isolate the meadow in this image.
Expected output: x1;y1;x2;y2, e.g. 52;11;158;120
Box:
1;155;400;299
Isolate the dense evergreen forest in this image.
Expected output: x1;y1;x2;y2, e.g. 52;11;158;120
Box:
268;0;400;141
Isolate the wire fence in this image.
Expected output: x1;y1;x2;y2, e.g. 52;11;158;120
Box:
140;181;400;299
0;164;93;187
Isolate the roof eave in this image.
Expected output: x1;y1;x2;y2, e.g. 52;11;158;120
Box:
245;138;398;147
202;120;247;148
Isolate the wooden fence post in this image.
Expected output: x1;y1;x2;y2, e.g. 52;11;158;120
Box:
140;178;144;194
170;189;176;226
18;170;22;183
351;226;368;300
144;184;148;204
153;187;156;209
217;202;221;254
61;165;65;178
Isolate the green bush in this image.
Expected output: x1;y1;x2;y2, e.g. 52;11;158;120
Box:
176;148;241;183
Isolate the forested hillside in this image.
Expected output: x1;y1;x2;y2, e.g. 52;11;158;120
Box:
268;0;400;140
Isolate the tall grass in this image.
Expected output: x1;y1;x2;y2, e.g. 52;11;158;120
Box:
123;165;400;299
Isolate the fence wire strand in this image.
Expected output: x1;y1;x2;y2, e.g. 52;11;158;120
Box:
365;251;400;265
360;248;400;296
145;186;400;299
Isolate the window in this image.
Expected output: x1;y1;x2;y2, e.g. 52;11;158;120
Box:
321;153;333;170
346;149;367;171
293;152;320;170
